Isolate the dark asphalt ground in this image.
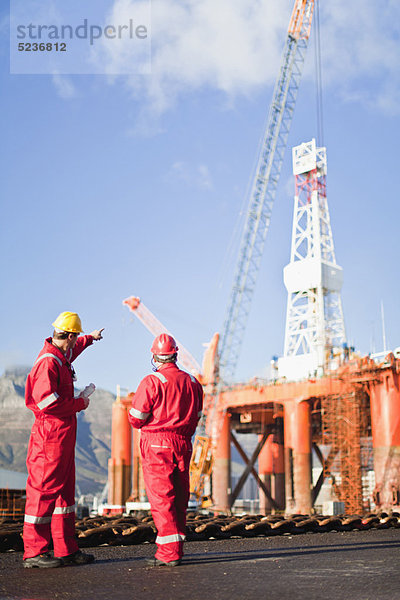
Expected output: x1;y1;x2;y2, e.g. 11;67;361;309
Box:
1;528;400;600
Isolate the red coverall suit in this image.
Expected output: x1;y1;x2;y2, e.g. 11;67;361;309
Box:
128;362;203;563
23;335;93;559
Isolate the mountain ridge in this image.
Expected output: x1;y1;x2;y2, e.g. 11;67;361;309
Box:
0;368;115;495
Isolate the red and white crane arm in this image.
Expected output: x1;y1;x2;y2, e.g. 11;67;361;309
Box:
123;296;202;377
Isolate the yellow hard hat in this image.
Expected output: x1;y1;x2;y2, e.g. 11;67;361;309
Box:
52;311;83;333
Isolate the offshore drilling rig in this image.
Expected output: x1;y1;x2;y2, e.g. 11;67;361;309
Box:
107;139;400;518
105;0;400;518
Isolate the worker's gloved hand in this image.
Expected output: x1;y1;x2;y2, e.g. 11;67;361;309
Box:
81;383;96;398
82;397;90;409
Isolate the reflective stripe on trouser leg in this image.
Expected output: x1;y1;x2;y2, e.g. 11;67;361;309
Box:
23;421;79;559
23;473;54;559
51;511;77;558
171;454;191;553
23;476;78;558
140;434;192;563
51;456;78;558
156;533;186;545
142;461;183;563
23;425;56;559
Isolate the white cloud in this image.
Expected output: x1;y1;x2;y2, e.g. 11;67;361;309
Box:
197;164;213;189
96;0;291;113
319;0;400;114
166;161;214;189
92;0;400;116
52;75;78;99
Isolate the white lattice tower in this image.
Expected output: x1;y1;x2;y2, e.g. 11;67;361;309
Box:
278;139;346;380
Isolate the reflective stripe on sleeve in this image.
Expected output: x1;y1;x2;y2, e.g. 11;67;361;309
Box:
37;392;59;411
152;372;167;383
156;533;186;545
34;353;63;368
53;504;75;515
129;407;150;420
24;514;52;525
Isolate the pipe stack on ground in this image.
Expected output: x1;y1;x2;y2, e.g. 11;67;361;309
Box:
1;512;399;553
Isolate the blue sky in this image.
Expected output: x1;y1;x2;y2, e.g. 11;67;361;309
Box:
1;0;399;394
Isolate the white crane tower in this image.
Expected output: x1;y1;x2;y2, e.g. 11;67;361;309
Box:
278;139;346;381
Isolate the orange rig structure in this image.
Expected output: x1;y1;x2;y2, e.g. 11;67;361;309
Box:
107;0;398;517
107;339;400;516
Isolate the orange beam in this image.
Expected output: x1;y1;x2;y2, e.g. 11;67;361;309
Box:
220;376;347;410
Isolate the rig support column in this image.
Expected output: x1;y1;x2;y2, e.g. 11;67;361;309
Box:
258;419;285;513
213;413;231;513
131;428;146;502
284;399;312;514
108;397;132;508
258;434;273;514
274;416;285;510
369;362;400;510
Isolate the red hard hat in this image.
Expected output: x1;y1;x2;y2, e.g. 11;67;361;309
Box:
151;333;179;355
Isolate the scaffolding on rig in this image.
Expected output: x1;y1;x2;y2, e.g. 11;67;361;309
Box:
321;389;371;514
0;488;25;519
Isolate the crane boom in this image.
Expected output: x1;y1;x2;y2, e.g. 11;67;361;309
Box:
219;0;315;384
123;296;202;376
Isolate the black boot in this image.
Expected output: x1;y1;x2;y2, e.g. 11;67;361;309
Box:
23;553;62;569
55;550;95;566
145;557;181;567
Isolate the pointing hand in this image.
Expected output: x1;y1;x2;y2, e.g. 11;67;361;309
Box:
90;328;104;341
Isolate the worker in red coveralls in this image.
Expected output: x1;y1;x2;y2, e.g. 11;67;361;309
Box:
23;311;104;569
128;333;203;567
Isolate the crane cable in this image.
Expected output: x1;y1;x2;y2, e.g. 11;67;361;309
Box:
313;0;324;147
